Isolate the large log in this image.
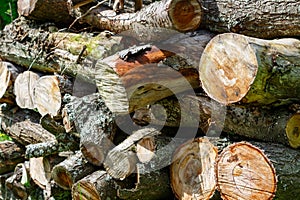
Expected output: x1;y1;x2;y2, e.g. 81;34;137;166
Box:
64;93;117;166
51;151;97;190
170;137;218;200
216;142;277;200
70;0;202;34
134;95;300;148
200;0;300;38
199;33;300;106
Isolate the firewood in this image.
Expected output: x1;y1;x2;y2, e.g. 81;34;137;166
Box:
136;95;300;148
29;157;51;191
0;141;25;175
136;136;155;163
4;120;56;146
200;0;300;38
17;0;75;25
51;151;97;190
33;75;61;117
14;71;40;109
25;141;59;159
199;33;300;107
0;62;22;105
0;172;15;199
170;137;218;200
72;170;118;200
70;0;202;34
64;93;117;166
103;127;161;180
216;142;277;200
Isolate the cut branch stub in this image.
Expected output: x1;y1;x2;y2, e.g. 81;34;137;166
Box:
216;142;277;200
34;75;61;117
199;33;300;106
170;137;218;200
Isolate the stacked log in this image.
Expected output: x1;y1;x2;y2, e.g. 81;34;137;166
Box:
0;0;299;199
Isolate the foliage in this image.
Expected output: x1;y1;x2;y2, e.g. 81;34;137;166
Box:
0;131;12;141
0;0;18;30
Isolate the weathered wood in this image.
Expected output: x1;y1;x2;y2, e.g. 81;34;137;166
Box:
104;127;161;180
170;137;218;200
72;170;118;200
4;120;56;146
25;141;59;159
14;71;40;109
29;157;51;192
200;0;300;38
216;142;277;200
71;0;202;34
64;93;116;166
17;0;75;25
51;151;97;190
0;62;21;105
136;136;155;163
0;141;25;175
199;33;300;106
0;172;15;199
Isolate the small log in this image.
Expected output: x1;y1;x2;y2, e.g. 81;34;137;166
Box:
199;33;300;106
0;141;25;175
14;71;40;109
170;137;218;200
17;0;75;25
71;0;202;34
29;157;51;191
25;140;59;159
34;75;61;117
216;142;277;200
51;151;97;190
64;93;117;166
200;0;300;38
4;120;56;146
104;127;161;180
0;61;21;105
72;170;118;200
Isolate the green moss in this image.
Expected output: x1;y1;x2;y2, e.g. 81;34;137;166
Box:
0;132;12;142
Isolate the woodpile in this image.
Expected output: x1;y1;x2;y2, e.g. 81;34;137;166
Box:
0;0;299;199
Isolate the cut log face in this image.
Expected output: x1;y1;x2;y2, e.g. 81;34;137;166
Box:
216;142;277;200
170;137;218;200
285;113;300;148
29;157;51;190
0;62;11;99
14;71;40;109
199;33;300;106
34;75;61;117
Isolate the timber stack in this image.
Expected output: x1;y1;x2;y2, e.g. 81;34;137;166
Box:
0;0;299;199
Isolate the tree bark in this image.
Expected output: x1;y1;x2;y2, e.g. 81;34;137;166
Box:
216;142;277;200
103;127;161;180
51;151;97;190
71;0;202;35
0;141;25;175
17;0;75;25
170;137;218;200
25;141;59;159
200;0;300;38
199;33;300;106
64;93;117;166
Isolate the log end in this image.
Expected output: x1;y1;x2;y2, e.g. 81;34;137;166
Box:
216;142;277;200
72;181;101;200
169;0;202;32
0;62;11;98
286;113;300;148
80;143;105;167
170;137;218;200
52;166;73;190
199;33;258;105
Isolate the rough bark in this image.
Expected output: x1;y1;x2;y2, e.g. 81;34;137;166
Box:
200;0;300;38
4;120;56;146
70;0;202;35
199;33;300;106
216;142;277;200
170;137;218;200
0;172;15;199
51;151;97;190
17;0;75;25
103;127;161;180
0;141;25;175
25;141;59;159
134;95;300;148
64;93;117;166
